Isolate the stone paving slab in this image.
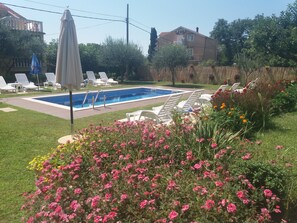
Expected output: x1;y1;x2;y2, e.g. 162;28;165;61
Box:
0;107;17;112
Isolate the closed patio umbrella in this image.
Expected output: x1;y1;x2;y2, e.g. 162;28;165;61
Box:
56;9;83;134
30;53;41;90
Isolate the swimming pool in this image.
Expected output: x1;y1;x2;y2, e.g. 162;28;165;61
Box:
29;87;184;110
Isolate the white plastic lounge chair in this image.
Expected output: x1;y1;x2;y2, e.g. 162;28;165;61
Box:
176;89;204;112
126;93;183;124
236;78;259;93
44;72;61;89
199;84;228;102
0;76;16;93
99;72;118;84
229;82;240;91
15;73;38;91
86;71;106;86
153;90;204;113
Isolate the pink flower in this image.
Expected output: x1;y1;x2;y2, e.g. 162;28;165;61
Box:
140;200;148;209
168;210;178;220
167;180;177;190
201;199;215;210
227;203;237;213
242;153;252;160
211;143;218;149
236;190;246;199
120;193;128;202
74;188;82;195
91;195;100;208
186;151;193;160
275;145;284;150
219;199;228;207
165;129;171;136
104;193;112;201
193;163;202;170
182;204;189;212
263;189;273;197
215;181;224;187
163;145;170;150
104;182;113;189
70;200;81;212
196;138;205;143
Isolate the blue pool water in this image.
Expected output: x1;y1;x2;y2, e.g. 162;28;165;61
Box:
33;87;183;109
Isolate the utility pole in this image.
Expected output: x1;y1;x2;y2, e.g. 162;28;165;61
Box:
126;4;129;45
124;4;129;83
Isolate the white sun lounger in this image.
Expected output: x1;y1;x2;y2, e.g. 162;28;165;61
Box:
99;72;118;84
0;76;16;93
86;71;107;86
126;93;183;124
15;73;38;91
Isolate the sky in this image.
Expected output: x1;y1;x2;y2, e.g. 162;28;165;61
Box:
2;0;295;55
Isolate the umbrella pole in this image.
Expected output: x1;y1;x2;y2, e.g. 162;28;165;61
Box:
36;74;40;91
69;90;74;135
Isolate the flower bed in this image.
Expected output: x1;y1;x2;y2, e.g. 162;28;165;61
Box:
22;114;287;222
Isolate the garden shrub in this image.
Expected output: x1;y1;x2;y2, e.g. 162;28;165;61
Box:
22;116;286;223
212;80;284;131
209;103;253;137
232;161;287;198
271;80;297;115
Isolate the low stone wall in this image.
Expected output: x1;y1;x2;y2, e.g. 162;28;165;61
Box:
149;66;297;84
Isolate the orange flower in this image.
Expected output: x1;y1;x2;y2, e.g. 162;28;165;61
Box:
220;103;226;109
239;115;245;119
242;119;247;123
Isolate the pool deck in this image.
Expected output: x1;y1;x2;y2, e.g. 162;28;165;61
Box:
2;87;211;120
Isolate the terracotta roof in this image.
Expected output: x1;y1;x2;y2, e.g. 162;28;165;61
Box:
0;3;26;19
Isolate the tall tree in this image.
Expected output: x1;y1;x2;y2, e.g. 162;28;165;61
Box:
153;44;189;86
0;24;45;78
100;37;145;82
148;27;158;62
79;43;103;73
210;18;253;65
248;2;297;66
45;39;58;72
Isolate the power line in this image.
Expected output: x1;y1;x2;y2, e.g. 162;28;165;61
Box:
23;0;125;19
0;2;125;23
130;17;151;29
129;22;150;34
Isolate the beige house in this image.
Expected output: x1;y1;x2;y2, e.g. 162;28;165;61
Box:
158;26;217;63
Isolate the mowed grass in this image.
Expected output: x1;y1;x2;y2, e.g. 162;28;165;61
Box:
0;82;296;222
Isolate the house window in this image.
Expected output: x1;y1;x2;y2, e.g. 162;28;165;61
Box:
187;34;194;41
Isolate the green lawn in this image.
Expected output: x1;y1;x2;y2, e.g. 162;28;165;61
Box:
0;83;296;222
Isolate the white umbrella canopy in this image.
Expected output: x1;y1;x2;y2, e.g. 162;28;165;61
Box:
56;9;83;90
56;9;83;132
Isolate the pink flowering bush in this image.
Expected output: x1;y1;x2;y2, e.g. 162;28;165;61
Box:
22;116;286;222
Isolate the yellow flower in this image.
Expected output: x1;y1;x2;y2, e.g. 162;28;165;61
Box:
220;103;226;109
230;108;234;111
213;105;217;109
242;119;248;123
228;111;232;116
